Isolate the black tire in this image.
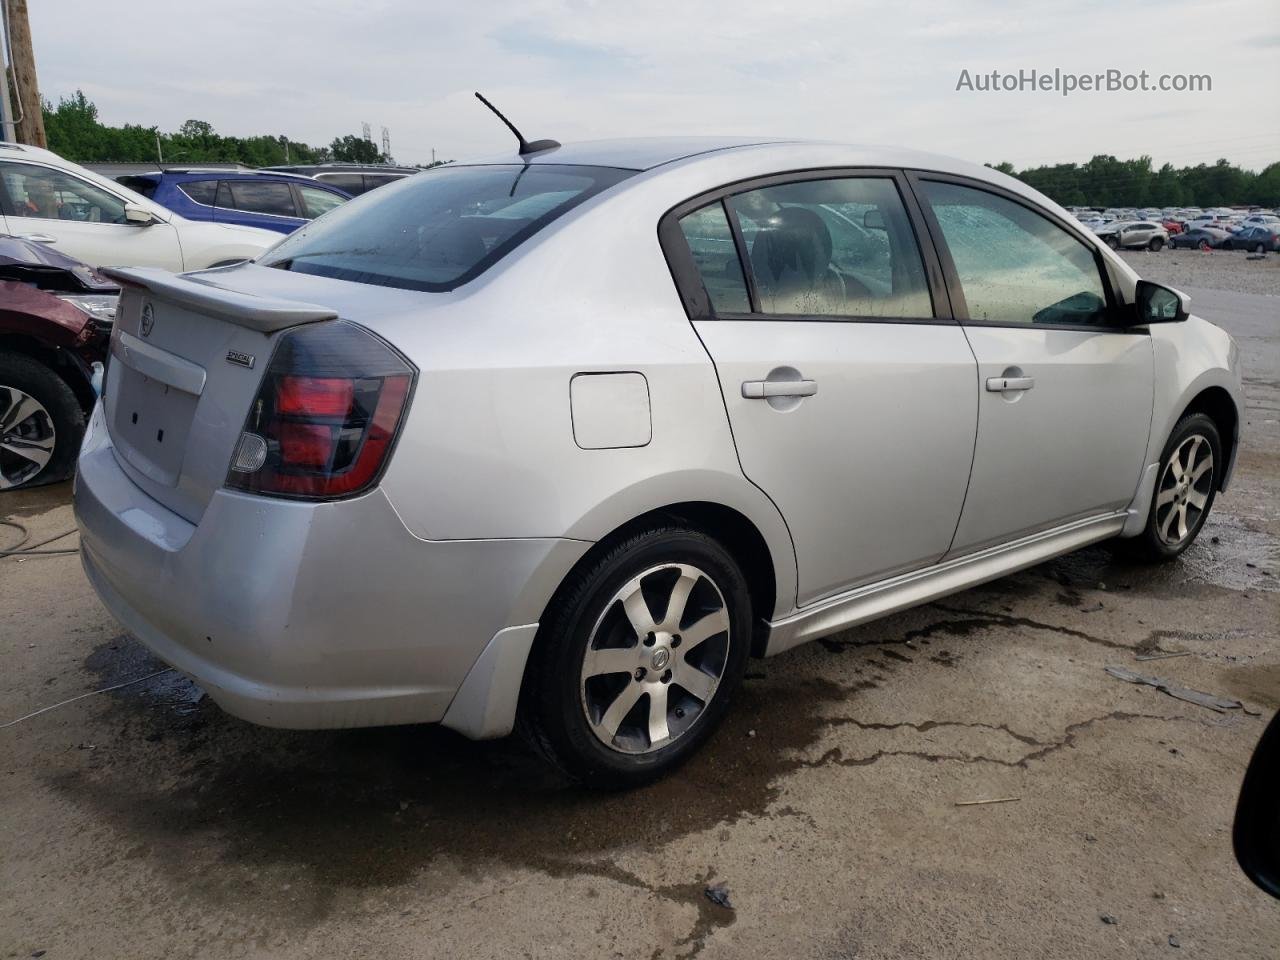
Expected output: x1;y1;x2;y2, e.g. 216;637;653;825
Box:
1253;243;1266;254
1199;239;1212;251
0;353;85;490
520;526;752;788
1105;235;1120;250
1148;237;1165;252
1121;413;1221;563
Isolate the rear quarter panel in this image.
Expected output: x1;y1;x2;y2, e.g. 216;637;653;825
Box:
354;173;801;616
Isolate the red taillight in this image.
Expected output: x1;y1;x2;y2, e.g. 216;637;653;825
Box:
276;376;354;417
278;421;337;468
227;321;415;500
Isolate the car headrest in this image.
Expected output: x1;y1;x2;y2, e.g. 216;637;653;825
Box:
750;206;834;288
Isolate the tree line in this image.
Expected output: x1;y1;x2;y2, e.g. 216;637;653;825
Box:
990;154;1280;209
35;91;1277;206
40;90;407;167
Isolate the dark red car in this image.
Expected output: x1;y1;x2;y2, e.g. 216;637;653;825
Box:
1;236;118;489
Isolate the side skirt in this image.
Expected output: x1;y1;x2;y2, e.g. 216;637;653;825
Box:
764;512;1127;657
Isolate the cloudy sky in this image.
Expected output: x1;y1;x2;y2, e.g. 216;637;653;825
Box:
28;0;1280;170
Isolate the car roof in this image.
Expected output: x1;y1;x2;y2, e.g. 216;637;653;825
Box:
461;137;1042;191
151;169;329;184
264;163;419;175
468;136;794;171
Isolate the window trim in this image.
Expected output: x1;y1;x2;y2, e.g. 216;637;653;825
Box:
657;166;955;325
904;170;1129;334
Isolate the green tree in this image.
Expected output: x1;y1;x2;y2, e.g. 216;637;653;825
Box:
329;134;386;164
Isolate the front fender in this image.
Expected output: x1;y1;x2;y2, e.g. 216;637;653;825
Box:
1122;318;1243;537
1149;316;1243;479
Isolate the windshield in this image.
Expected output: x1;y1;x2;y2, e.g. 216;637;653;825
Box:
264;163;633;291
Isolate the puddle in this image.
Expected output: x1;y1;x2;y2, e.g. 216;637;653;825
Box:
53;636;864;928
83;636;206;718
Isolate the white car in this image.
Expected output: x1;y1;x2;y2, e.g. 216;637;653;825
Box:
0;143;279;270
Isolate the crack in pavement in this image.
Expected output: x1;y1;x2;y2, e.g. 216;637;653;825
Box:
542;711;1222;955
817;604;1133;656
801;711;1215;771
916;604;1134;651
830;717;1045;746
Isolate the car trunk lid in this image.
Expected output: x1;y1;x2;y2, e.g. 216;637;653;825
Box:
100;266;339;523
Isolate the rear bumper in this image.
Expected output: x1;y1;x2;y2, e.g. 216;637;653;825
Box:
74;403;588;730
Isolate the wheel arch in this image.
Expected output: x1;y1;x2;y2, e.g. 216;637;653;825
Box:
1178;384;1239;491
0;334;97;414
555;500;781;657
441;497;791;741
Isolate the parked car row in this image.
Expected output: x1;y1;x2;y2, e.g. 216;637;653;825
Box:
1073;203;1280;252
117;169;352;235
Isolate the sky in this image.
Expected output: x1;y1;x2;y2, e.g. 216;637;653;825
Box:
26;0;1280;171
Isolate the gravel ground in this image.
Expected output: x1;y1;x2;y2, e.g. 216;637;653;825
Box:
1121;248;1280;298
2;260;1278;959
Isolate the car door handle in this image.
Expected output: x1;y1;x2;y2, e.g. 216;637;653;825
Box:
742;379;818;399
985;376;1035;393
17;233;56;244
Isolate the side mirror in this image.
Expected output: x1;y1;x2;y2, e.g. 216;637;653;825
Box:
1235;711;1280;899
863;209;886;231
1134;279;1189;324
124;202;157;226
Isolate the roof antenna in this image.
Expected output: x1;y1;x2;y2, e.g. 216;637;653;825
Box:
474;92;560;156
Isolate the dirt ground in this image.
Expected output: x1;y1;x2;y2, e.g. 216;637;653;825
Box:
2;253;1278;959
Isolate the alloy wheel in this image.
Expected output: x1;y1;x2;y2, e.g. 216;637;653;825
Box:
580;562;731;755
0;385;57;489
1154;433;1213;547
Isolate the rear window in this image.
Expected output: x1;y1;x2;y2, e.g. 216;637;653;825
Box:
117;176;159;199
265;164;633;292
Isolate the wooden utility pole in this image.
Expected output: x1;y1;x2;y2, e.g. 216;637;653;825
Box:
4;0;46;147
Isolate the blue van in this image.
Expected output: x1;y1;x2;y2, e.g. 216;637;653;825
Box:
116;170;352;234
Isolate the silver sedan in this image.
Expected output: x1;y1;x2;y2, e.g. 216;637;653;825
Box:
75;139;1243;787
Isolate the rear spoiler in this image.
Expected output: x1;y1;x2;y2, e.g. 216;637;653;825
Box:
101;266;338;334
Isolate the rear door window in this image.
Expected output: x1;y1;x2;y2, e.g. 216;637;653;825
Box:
265;164;633;291
676;202;751;314
727;177;933;319
225;180;298;217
